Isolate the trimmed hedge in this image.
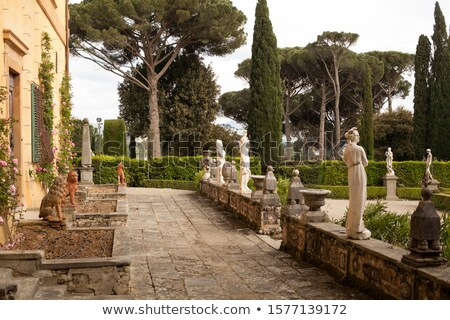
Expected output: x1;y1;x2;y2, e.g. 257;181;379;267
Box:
143;179;199;191
75;155;261;187
396;188;423;200
103;119;127;156
305;185;387;200
277;160;450;188
433;193;450;211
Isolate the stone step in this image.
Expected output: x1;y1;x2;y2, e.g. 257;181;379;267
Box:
0;267;40;299
33;285;68;300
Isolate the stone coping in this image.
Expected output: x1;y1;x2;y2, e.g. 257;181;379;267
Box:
282;213;450;299
0;225;131;274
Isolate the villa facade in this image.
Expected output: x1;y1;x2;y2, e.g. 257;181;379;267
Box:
0;0;69;209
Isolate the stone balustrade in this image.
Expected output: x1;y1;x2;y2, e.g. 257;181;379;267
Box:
200;166;450;299
200;168;282;235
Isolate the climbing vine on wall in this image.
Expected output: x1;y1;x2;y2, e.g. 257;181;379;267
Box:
30;32;56;187
56;73;75;175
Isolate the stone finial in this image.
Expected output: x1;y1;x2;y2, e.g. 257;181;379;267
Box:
261;166;280;205
287;169;304;205
285;169;307;216
401;188;447;267
263;166;277;194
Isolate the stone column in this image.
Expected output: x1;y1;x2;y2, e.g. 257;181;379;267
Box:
79;118;94;185
382;175;399;200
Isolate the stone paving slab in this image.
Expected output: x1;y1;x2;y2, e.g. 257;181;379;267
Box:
126;188;369;300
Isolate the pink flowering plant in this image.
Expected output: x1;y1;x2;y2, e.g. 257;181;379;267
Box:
0;118;24;245
29;32;58;188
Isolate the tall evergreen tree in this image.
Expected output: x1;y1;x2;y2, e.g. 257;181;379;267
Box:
429;1;450;160
359;61;374;160
412;35;432;160
248;0;283;169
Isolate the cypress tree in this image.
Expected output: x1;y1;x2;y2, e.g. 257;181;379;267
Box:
248;0;283;169
359;61;374;160
429;1;450;160
412;35;431;160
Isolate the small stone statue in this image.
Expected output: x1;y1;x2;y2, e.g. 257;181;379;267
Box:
385;147;395;176
239;131;252;193
424;148;433;185
201;150;211;181
117;162;126;185
342;127;371;240
216;139;226;185
261;166;280;205
63;170;78;206
39;175;68;222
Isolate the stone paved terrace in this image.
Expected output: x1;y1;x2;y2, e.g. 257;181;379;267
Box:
126;188;368;299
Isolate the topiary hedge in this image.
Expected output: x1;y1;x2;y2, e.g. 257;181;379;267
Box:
277;160;450;188
103;119;127;156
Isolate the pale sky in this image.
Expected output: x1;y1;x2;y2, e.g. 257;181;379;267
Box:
68;0;450;124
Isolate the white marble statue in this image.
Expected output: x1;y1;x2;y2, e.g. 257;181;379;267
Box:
385;147;395;176
342;127;371;240
425;148;433;182
216;139;226;185
239;131;252;193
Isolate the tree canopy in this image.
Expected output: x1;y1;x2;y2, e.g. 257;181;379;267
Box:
118;53;220;155
248;0;283;169
70;0;247;157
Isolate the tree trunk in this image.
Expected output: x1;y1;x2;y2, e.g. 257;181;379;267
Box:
333;63;341;158
387;90;393;112
148;75;161;158
284;93;292;161
319;84;327;161
129;135;136;159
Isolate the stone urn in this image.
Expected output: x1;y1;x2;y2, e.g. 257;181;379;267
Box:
222;161;232;185
298;189;331;222
250;175;265;200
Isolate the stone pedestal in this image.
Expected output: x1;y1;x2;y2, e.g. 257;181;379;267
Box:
79;166;94;185
383;175;399;200
427;179;440;191
250;175;265;201
299;189;331;223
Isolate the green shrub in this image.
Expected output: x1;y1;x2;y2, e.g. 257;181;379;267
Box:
143;179;199;191
396;187;423;200
103;119;127;156
75;155;261;186
304;185;386;200
441;212;450;260
394;161;425;188
318;161;347;185
433;193;450;211
334;201;411;248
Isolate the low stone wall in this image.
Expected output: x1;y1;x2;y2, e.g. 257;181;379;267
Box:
0;225;131;297
281;214;450;299
200;181;281;234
